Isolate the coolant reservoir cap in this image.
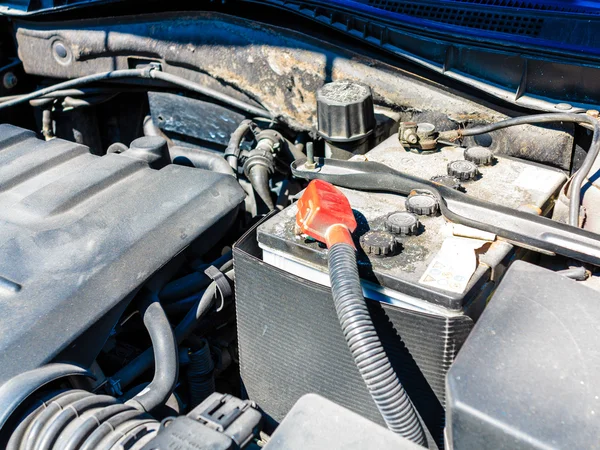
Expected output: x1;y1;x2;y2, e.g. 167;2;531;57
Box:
464;146;494;166
316;81;375;143
360;231;397;256
447;160;479;181
386;211;420;236
405;192;439;216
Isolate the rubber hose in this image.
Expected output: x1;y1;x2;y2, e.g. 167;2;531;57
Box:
0;364;93;430
0;69;149;111
160;252;232;302
225;120;255;171
112;279;225;392
142;115;161;137
6;390;156;450
459;113;600;227
126;296;178;414
187;339;216;408
247;165;275;211
557;266;588;281
327;243;426;445
0;68;271;119
169;146;234;176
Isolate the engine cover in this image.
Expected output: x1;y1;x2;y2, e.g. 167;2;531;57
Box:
0;124;245;383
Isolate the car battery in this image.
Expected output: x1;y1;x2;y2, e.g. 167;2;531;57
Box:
234;135;566;445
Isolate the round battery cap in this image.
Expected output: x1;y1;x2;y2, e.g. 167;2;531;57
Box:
405;192;439;216
360;231;397;256
386;211;420;236
447;160;479;181
464;146;494;166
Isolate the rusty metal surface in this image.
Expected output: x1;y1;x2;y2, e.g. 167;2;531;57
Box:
15;12;574;167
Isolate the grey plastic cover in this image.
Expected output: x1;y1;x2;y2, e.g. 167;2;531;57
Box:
446;260;600;449
264;394;422;449
0;124;245;383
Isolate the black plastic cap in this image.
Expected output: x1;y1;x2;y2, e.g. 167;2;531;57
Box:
359;231;397;256
464;146;494;166
447;160;479;181
126;136;170;169
386;211;420;236
316;81;375;143
405;192;439;216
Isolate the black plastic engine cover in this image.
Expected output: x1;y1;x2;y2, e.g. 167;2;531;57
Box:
447;261;600;449
0;124;245;383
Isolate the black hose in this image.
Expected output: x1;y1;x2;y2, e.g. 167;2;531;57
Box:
224;120;255;171
0;68;272;119
160;252;232;302
143;115;161;137
0;87;148;104
6;390;156;450
0;364;93;430
459;113;600;227
557;266;588;281
247;164;275;211
169;146;234;176
111;271;231;393
327;243;425;445
125;295;178;414
0;69;149;111
149;71;271;119
187;339;216;408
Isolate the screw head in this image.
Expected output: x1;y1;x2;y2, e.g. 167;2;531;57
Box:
2;72;17;89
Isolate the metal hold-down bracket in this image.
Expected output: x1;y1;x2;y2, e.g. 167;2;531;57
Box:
291;157;600;266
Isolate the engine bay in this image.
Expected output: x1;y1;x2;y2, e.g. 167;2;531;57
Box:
0;5;598;449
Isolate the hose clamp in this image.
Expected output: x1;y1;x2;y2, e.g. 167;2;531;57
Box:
204;266;232;312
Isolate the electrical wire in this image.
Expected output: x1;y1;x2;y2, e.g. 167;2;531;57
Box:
0;67;273;119
459;113;600;227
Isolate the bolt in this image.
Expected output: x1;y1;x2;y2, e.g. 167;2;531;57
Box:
54;42;68;59
305;142;317;170
555;103;573;111
407;133;419;144
2;72;17;90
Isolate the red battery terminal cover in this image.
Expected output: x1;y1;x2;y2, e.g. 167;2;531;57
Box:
296;179;357;248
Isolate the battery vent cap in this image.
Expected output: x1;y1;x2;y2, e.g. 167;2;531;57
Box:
386;211;420;236
447;160;479;181
405;192;439;216
360;231;397;256
464;146;494;166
